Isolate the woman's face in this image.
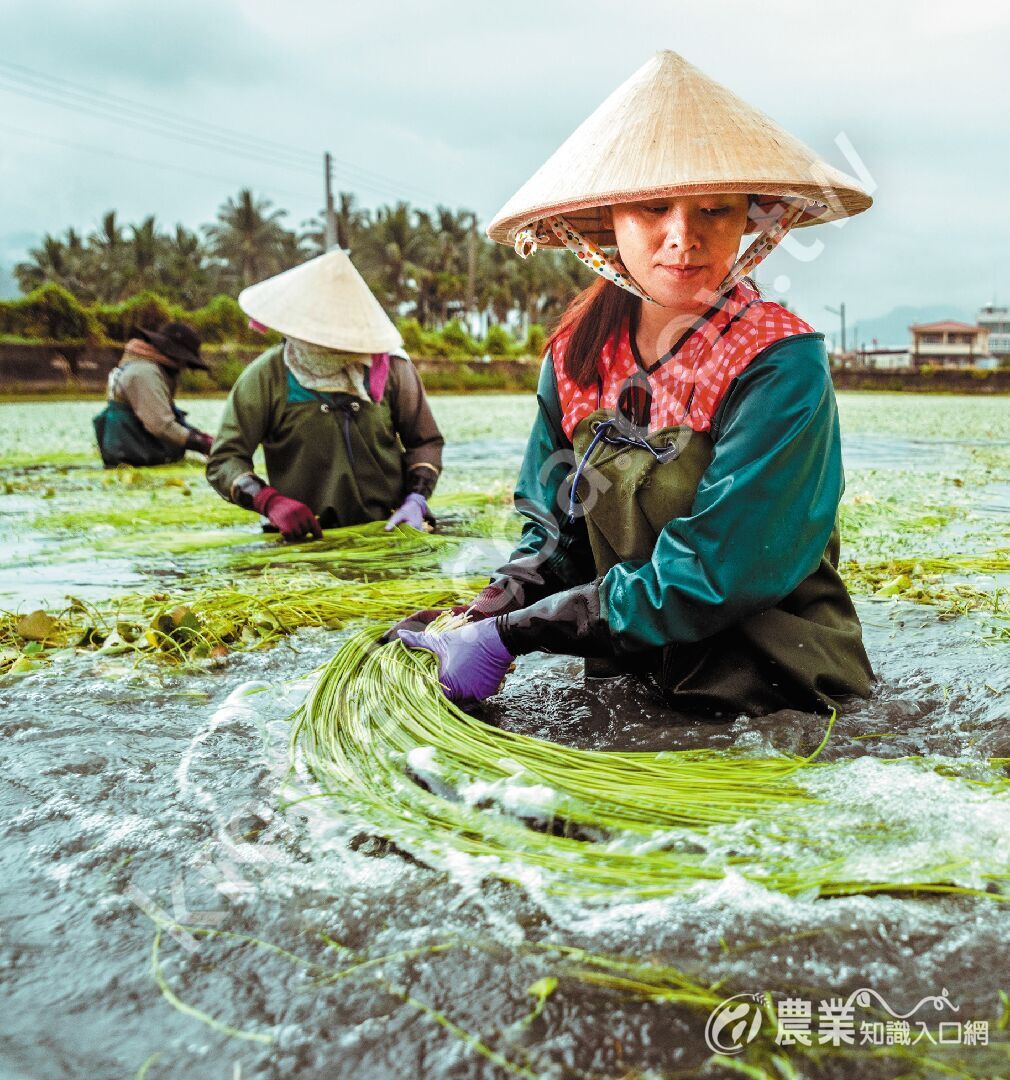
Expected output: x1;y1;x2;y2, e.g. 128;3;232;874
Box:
609;194;751;312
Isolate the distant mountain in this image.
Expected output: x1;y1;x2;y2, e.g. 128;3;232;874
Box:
846;304;977;349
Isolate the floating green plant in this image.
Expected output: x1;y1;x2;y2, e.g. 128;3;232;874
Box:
130;574;485;660
843;549;1010;625
36;495;249;534
0;574;485;672
229;520;469;573
146;914;1010;1079
840;496;960;542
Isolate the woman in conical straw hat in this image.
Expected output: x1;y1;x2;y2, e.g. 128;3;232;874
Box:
207;249;444;540
394;51;874;715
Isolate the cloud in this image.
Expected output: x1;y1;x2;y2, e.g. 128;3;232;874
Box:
0;0;1005;319
4;0;287;89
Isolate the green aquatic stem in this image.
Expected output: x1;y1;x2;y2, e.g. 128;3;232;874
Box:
151;927;274;1045
134;1052;161;1080
289;627;1010;903
230;520;467;571
149;921;541;1076
1;573;486;672
146;919;1010;1078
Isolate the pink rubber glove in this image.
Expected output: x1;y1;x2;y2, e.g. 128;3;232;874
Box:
397;618;514;704
252;486;322;542
185;430;214;455
385;492;428;532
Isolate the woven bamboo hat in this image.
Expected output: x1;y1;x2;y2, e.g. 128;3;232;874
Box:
487;51;872;248
238;249;402;353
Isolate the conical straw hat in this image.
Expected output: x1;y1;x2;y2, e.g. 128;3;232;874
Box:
487;51;872;248
238;249;402;353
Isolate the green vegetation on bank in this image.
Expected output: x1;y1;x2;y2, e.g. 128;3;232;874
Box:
0;282;549;361
5;283;1009;398
0;283;273;346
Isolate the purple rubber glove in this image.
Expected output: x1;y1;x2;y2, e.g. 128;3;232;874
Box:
385;492;428;532
397;618;514;703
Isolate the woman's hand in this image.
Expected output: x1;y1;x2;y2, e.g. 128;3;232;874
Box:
385;493;429;532
396;618;514;704
382;605;469;644
252;487;323;541
381;583;514;644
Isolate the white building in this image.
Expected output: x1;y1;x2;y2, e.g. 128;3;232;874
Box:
978;304;1010;362
859;346;914;370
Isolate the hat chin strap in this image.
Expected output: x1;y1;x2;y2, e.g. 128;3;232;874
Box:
716;198;810;295
515;215;656;302
514;198;811;304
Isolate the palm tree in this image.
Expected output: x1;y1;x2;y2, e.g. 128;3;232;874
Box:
204;189;294;288
300;191;368;257
161;225;214;307
425;208;474;323
86;211;129;301
89;212;124;265
126;216;162;294
354;202;433;316
14;234;69;293
14;228;92;298
477;242;520;324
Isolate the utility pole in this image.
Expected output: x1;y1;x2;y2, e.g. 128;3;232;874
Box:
465;212;478;326
323;152;337;251
825;302;846;354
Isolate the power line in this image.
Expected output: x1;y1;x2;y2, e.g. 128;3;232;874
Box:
0;60;441;204
0;58;436;199
0;121;320;206
0;77;315;174
0;79;408;204
0;59;319;165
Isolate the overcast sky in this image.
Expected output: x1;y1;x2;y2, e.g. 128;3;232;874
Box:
2;0;1007;335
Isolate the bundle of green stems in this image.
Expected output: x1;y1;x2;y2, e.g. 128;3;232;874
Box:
292;628;1010;904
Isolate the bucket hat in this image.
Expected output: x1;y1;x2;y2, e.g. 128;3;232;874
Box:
136;321;207;370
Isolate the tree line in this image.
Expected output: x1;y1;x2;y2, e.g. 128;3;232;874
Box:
15;189;591;328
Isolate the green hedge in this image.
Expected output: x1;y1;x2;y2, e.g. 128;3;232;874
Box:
418;363;540;393
0;286;547;358
0;286;281;347
0;284;105;342
397;316;547;359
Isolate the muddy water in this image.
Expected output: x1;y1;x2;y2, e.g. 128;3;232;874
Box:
1;395;1009;1079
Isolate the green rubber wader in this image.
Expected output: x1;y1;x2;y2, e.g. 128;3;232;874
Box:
93;401;187;468
266;390;407;528
572;411;874;716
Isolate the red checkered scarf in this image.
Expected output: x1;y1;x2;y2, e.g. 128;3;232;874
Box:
552;284;816;440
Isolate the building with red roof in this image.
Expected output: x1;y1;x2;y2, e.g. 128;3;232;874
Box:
910;320;988;368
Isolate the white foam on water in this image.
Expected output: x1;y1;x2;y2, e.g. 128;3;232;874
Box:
405;745;439;774
457;773;559;813
796;756;1010;890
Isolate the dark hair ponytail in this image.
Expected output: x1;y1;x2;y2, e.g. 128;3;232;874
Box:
548;278;637;389
548;267;761;389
